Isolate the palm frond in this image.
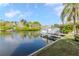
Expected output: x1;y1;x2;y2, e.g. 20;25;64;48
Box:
61;4;72;24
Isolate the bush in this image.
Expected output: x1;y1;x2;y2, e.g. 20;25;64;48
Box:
75;34;79;41
0;26;12;31
77;22;79;30
15;26;41;31
60;21;79;34
60;23;73;34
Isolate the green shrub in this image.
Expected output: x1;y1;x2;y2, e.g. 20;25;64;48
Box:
15;26;41;31
75;34;79;41
60;23;73;34
60;21;79;34
0;26;12;31
77;22;79;30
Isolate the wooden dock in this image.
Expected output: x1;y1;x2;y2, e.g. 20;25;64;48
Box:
40;33;65;41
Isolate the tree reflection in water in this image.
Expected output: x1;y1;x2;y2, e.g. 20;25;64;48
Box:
0;31;40;40
0;31;53;44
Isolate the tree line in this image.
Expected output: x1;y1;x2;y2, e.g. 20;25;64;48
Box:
0;19;41;31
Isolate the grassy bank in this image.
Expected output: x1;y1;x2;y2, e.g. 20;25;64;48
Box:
0;25;41;31
32;33;79;56
33;39;79;56
15;26;41;31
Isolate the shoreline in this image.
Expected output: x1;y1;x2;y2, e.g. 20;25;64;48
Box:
28;38;61;56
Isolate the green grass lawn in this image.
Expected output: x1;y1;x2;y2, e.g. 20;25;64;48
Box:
0;26;41;31
33;39;79;56
15;26;41;31
0;26;11;31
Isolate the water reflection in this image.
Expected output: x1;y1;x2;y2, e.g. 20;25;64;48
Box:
0;31;53;56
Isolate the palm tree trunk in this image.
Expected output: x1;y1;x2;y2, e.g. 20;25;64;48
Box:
73;16;77;34
61;20;64;33
73;4;77;40
73;16;77;40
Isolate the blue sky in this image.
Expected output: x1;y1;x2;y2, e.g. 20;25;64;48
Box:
0;3;64;25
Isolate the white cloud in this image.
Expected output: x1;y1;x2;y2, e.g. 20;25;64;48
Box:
0;3;9;7
44;3;56;7
18;11;33;19
19;14;24;18
5;9;33;19
44;3;64;17
54;5;64;16
5;10;21;18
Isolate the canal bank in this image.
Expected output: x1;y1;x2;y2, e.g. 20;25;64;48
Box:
28;38;61;56
30;39;79;56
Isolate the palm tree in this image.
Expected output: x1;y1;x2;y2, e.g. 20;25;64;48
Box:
20;19;27;25
61;3;79;39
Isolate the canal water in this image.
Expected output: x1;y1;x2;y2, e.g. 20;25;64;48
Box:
0;31;53;56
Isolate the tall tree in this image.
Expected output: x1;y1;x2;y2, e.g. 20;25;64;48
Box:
20;19;27;25
61;3;79;39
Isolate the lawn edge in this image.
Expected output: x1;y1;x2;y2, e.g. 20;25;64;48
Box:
28;38;62;56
